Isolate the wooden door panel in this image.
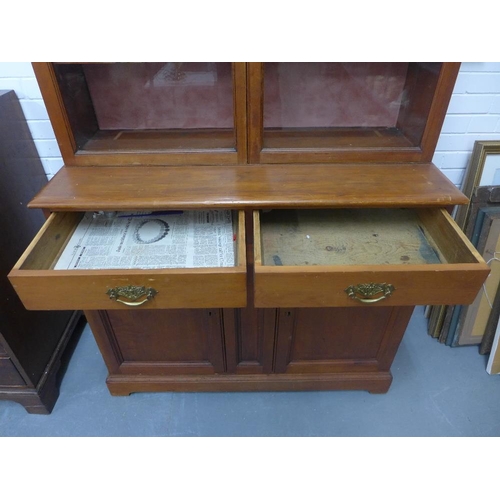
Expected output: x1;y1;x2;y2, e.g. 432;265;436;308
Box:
274;306;413;374
86;309;226;376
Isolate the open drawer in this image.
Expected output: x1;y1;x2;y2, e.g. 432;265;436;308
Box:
254;208;490;308
9;210;247;310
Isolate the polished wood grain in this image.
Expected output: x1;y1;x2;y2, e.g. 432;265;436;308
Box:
33;62;248;166
273;309;380;374
51;64;99;151
263;127;415;149
234;62;248;164
254;265;488;308
247;62;264;163
0;89;83;413
376;306;415;371
10;271;247;310
82;129;235;152
417;63;461;162
31;63;79;163
98;309;226;375
84;301;401;396
0;311;84;414
18;212;81;271
28;163;469;211
253;209;490;308
226;209;276;374
9;211;247;310
0;358;26;386
272;307;413;375
418;208;487;263
105;371;393;395
17;61;475;396
247;62;461;164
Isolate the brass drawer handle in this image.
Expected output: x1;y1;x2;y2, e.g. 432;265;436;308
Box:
345;283;395;303
106;285;158;307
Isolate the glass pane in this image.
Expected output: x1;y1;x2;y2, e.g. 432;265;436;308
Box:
83;62;233;130
53;62;235;153
263;62;442;149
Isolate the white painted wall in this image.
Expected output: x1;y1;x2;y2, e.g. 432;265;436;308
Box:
433;62;500;187
0;62;62;180
1;62;499;186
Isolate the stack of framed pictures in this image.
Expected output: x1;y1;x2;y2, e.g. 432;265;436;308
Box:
427;140;500;374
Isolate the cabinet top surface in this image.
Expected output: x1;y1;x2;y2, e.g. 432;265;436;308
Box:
29;163;468;211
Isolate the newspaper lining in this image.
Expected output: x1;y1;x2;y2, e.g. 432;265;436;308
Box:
54;210;235;270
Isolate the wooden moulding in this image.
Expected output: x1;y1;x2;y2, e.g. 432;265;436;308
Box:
263;127;414;150
8;211;247;311
28;163;468;212
82;129;235;153
105;371;394;395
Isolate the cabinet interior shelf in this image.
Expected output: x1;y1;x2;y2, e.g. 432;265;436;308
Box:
79;129;236;154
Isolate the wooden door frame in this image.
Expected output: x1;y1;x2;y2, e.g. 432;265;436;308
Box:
246;62;460;164
33;62;249;166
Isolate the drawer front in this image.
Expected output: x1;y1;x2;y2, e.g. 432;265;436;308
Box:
255;266;487;307
10;272;247;310
9;211;247;311
0;359;26;386
254;208;490;308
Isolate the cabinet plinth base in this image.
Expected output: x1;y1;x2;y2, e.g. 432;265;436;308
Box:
0;386;57;415
105;371;393;396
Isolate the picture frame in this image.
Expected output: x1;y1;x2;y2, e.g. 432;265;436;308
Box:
428;141;500;341
453;211;500;346
486;317;500;374
455;140;500;230
441;187;500;345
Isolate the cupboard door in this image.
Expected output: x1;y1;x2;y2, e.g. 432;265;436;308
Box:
86;309;227;376
273;306;414;374
248;62;459;164
33;62;247;166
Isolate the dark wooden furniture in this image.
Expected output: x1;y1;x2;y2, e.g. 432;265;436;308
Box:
8;62;490;396
0;90;83;414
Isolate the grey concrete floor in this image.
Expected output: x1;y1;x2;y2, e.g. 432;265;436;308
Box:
1;306;499;436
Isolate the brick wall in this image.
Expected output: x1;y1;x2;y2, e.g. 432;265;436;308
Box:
1;62;499;186
0;62;63;180
433;62;500;187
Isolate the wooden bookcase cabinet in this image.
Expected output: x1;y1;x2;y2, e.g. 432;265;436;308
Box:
8;62;489;395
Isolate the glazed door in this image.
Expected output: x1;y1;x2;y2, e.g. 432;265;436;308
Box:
247;62;460;164
33;62;248;166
